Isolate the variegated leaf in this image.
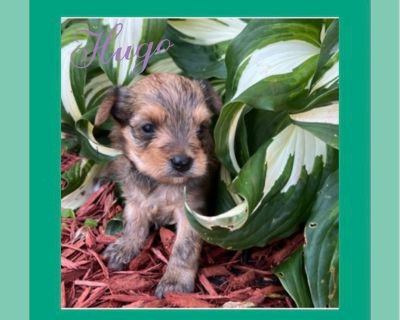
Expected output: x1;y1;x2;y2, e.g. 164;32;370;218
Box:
168;18;246;45
185;124;328;236
61;164;104;210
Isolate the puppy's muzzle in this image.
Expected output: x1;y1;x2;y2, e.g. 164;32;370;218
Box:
170;154;193;173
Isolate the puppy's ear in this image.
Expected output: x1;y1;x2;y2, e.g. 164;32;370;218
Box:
199;80;223;114
95;86;132;126
94;87;117;126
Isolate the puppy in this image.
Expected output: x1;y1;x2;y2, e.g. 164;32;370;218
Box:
95;73;221;298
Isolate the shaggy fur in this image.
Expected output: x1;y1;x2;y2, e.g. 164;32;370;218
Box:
95;73;221;298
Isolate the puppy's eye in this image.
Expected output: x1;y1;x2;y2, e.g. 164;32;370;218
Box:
141;123;155;134
197;123;208;138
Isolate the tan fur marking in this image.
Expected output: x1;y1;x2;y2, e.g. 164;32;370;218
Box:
131;104;167;126
192;104;212;125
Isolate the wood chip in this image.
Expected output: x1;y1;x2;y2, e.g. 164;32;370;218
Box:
96;234;117;244
201;265;231;277
151;248;169;264
88;249;109;279
108;274;154;292
159;227;175;255
227;271;256;290
74;287;91;308
269;233;304;266
74;280;107;287
199;274;218;296
61;281;66;308
164;292;214;308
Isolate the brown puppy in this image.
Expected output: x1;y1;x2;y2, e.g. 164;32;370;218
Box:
95;73;221;298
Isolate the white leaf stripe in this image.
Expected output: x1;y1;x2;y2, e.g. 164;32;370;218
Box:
233;40;320;99
290;103;339;125
61;165;102;210
264;125;327;195
310;61;339;93
320;23;327;42
227;104;246;173
220;166;243;205
282;127;305;192
84;74;112;108
263;125;296;195
185;200;248;231
103;18;144;85
61;40;87;121
85;122;122;157
304;128;317;171
168;19;246;45
147;57;182;74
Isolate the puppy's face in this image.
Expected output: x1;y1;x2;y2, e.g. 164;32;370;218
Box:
96;74;221;184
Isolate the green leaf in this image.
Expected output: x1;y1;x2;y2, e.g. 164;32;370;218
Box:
231;140;269;212
328;245;339;307
213;173;238;214
61;39;88;122
273;248;313;308
165;26;228;79
214;102;248;173
141;19;167;45
61;21;89;47
311;20;339;88
167;19;246;45
105;212;124;235
225;19;322;104
244;109;290;156
290;103;339;149
290;83;338;113
184;196;249;232
87;20;117;84
292;122;338;150
185;156;323;249
84;73;112;111
69;44;88;114
146;52;182;74
234;111;250;167
304;170;339;308
232;55;319;111
61;164;104;210
62;159;95;197
61;208;76;219
185;125;328;249
75;119;122;162
61;133;80;153
84;218;98;228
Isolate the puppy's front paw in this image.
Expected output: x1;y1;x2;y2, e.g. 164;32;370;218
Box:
155;273;195;298
103;240;138;271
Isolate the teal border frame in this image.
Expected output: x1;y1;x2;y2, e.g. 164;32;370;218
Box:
30;1;369;319
13;0;396;318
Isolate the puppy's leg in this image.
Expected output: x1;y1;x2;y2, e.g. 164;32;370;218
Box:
155;211;202;298
103;202;150;270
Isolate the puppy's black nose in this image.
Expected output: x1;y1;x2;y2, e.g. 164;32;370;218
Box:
170;155;193;172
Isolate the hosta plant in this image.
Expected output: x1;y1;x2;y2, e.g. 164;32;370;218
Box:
61;18;339;308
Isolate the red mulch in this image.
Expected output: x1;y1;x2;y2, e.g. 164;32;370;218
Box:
61;152;303;308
